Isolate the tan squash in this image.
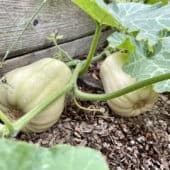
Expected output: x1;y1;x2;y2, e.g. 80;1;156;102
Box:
100;52;158;117
0;58;72;132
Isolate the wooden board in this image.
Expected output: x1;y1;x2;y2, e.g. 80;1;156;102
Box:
1;31;110;74
0;0;95;58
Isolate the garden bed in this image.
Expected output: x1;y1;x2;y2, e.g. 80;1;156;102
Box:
17;62;170;170
0;1;170;169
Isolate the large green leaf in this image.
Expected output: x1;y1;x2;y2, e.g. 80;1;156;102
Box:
71;0;122;28
123;38;170;93
107;32;170;93
72;0;170;46
0;139;109;170
113;3;170;45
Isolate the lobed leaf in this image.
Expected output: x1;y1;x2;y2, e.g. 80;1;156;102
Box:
114;2;170;45
72;0;170;46
72;0;122;28
107;32;170;93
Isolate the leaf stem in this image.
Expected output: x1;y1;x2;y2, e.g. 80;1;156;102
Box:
67;51;106;67
0;0;48;67
0;64;82;136
52;37;72;61
79;23;102;75
74;73;170;101
0;110;14;133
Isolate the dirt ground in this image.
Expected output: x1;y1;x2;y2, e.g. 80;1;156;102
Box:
17;62;170;170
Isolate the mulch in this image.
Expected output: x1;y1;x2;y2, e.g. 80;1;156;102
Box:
17;62;170;170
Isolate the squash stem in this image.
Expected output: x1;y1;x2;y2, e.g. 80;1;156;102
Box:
74;73;170;101
12;63;82;135
0;0;48;67
73;96;105;114
53;38;72;61
79;23;102;75
67;51;106;67
0;110;14;134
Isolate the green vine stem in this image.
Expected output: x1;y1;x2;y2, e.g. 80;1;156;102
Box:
0;64;82;136
0;0;48;67
73;96;105;114
74;73;170;101
0;110;14;133
52;37;72;61
67;51;106;67
79;23;102;75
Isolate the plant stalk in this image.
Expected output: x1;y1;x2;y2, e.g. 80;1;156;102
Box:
74;73;170;101
79;23;102;75
0;110;14;133
67;51;106;67
52;37;72;61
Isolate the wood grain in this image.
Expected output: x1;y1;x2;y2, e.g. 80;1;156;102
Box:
0;0;95;58
1;31;110;74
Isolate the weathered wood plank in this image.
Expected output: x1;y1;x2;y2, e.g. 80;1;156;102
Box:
0;0;95;58
1;31;110;74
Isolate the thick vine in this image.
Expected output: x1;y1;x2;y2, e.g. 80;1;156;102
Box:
79;23;102;75
74;73;170;101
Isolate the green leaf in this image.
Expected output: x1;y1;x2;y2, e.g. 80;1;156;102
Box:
107;32;170;92
72;0;170;46
107;32;137;52
111;2;170;45
145;0;168;5
124;38;170;92
0;139;109;170
71;0;122;28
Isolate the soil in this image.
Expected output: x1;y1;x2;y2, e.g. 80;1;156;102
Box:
16;62;170;170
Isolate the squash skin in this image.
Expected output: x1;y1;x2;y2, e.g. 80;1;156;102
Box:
100;52;158;117
0;58;72;132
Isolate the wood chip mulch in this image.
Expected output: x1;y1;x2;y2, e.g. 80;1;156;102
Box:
17;62;170;170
